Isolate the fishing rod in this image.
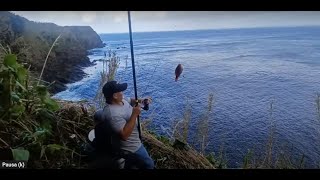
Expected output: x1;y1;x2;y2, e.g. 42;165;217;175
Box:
128;11;142;140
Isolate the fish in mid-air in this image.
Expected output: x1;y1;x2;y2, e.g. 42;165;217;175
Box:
175;64;183;82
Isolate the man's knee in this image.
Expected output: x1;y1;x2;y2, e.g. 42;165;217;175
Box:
124;152;154;169
145;156;154;169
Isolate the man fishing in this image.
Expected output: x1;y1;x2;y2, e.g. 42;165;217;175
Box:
93;80;154;169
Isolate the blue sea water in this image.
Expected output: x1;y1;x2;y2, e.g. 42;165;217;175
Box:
53;26;320;168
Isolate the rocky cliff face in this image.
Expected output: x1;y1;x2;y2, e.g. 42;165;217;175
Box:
0;11;104;94
64;26;104;50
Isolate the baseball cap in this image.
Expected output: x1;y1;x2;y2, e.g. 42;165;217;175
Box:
102;80;128;99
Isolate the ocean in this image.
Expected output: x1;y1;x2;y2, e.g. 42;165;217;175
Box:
53;26;320;168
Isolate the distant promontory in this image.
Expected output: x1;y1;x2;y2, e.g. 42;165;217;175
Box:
0;11;104;94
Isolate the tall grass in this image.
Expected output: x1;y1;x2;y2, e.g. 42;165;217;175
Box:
241;99;277;169
93;50;120;109
0;43;11;62
182;102;192;143
172;97;192;143
205;133;228;169
37;34;61;86
196;93;214;154
260;98;276;168
240;98;308;169
170;93;224;168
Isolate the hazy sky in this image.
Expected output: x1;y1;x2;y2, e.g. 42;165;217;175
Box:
11;11;320;34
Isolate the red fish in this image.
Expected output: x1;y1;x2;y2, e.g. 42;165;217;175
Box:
175;64;183;82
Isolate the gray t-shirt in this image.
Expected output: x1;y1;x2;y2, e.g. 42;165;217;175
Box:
102;99;142;153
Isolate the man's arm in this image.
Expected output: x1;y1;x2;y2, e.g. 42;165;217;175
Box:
119;105;141;140
111;105;141;141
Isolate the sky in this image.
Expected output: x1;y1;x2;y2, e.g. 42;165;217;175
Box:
11;11;320;34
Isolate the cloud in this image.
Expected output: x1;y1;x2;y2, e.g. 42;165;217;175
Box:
81;12;97;23
112;12;127;24
114;16;125;23
154;11;168;18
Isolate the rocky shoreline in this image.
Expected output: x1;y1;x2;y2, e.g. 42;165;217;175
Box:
45;58;95;94
0;11;105;95
44;48;102;94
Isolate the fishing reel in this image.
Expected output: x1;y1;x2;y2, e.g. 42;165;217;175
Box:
142;98;149;111
135;98;149;111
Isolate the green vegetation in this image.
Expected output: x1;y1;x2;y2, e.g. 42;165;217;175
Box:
0;53;62;166
0;11;103;94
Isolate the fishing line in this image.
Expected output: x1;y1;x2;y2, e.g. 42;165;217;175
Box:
117;55;129;83
140;59;162;97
